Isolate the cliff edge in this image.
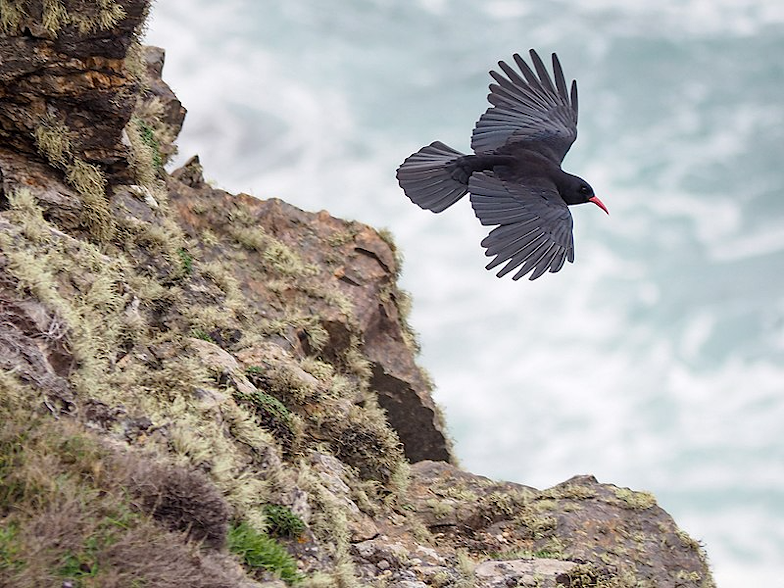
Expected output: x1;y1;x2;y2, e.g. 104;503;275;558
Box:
0;2;714;587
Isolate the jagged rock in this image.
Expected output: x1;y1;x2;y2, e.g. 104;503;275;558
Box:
475;559;577;588
0;0;149;177
142;45;187;147
189;336;258;397
310;453;380;542
405;462;713;587
170;153;204;188
166;173;454;464
0;252;74;411
407;460;536;529
0;148;83;230
235;341;321;396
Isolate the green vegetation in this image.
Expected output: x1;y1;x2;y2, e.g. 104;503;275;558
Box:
234;381;301;452
263;504;306;539
177;247;194;275
237;379;295;425
228;521;301;584
136;117;164;169
57;539;101;585
489;547;564;561
191;329;215;342
126;114;167;192
0;523;23;573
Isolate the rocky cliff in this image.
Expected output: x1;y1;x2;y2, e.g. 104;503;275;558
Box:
0;2;714;587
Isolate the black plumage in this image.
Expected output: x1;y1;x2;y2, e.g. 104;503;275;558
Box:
397;49;608;281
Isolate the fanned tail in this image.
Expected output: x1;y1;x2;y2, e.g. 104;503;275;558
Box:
396;141;468;213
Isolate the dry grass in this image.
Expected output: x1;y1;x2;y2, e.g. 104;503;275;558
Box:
0;415;244;588
7;0;128;35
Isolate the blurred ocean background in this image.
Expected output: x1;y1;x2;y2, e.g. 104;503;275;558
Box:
145;1;784;585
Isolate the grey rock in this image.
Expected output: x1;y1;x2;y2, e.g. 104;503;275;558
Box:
475;558;577;588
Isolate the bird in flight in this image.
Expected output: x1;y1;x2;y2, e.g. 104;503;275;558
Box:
397;49;608;281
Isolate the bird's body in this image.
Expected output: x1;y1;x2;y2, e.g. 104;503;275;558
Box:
396;49;607;281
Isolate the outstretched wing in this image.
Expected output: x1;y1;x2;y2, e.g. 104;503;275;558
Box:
469;171;574;281
471;49;579;163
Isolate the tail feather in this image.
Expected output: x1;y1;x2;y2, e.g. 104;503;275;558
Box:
396;141;468;213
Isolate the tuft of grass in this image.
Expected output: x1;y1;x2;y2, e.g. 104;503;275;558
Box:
613;487;657;510
295;467;360;587
0;0;25;32
177;247;193;275
541;482;597;501
0;522;23;573
33;115;72;167
227;521;301;584
233;380;301;453
325;225;359;247
135;117;163;169
66;158;114;242
6;188;49;243
263;504;306;539
126;114;164;189
41;0;68;33
33;114;114;242
91;0;127;32
190;329;214;343
227;223;318;278
36;0;127;35
238;377;293;425
124;458;230;549
514;508;558;540
57;539;101;585
455;549;476;588
325;403;407;488
0;217;132;398
426;498;455;521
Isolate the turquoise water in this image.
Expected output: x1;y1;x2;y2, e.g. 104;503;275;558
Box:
147;2;784;585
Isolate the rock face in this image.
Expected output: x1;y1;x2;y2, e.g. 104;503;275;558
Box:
165;165;452;464
0;3;715;587
403;463;713;587
0;0;149;176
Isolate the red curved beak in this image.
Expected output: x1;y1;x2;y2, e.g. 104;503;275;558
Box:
588;196;609;215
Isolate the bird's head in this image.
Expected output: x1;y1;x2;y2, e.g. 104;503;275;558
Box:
561;174;608;214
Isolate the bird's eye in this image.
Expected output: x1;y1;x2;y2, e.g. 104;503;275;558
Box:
579;185;591;195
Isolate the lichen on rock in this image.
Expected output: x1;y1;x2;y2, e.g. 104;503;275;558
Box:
0;2;715;587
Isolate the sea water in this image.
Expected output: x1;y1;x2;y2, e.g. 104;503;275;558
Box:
146;2;784;585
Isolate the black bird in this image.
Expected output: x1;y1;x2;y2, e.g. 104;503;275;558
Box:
396;49;608;281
